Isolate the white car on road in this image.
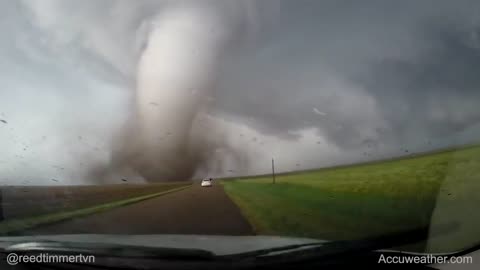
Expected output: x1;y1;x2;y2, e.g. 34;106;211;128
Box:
201;178;213;187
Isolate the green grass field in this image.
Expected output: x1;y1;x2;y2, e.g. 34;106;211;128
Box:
223;145;480;252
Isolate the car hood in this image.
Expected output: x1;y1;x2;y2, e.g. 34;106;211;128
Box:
1;234;478;269
0;234;324;256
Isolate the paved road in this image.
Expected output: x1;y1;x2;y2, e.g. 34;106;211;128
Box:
24;184;254;236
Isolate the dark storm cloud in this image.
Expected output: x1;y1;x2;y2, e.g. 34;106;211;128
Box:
214;0;480;150
360;22;480;142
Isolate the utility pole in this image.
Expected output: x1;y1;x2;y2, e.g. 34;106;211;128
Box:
272;158;276;184
0;190;3;221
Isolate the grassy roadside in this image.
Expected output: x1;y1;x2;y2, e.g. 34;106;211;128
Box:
0;184;191;235
1;182;192;220
223;146;480;252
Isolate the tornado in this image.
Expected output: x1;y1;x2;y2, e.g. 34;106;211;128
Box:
106;3;248;182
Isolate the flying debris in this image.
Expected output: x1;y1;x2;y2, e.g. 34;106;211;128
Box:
0;119;7;124
312;108;327;116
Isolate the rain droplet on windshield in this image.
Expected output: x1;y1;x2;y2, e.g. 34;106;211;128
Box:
0;119;7;124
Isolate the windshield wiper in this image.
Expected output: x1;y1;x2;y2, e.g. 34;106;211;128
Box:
222;223;460;267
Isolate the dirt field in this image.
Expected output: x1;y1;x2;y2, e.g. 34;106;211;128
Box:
24;183;254;236
0;182;189;221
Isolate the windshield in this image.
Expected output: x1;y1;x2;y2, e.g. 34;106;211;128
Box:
0;0;479;268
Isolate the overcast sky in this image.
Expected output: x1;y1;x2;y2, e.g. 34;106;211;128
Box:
1;0;480;185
